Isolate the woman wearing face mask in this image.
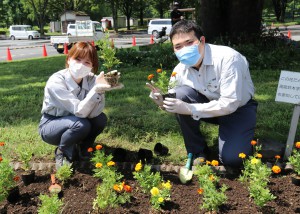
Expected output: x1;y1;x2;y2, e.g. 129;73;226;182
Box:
147;20;258;174
39;41;119;170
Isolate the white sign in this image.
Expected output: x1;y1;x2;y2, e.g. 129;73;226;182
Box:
275;70;300;104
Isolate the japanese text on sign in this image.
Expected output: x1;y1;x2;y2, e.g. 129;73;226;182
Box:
275;70;300;105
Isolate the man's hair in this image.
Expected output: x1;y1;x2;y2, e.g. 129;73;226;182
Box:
169;20;204;41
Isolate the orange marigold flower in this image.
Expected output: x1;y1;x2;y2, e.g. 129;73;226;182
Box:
272;165;281;174
211;160;219;166
107;161;116;166
0;156;2;162
239;153;246;159
0;142;5;146
95;163;103;168
156;68;162;73
275;155;281;159
256;153;262;158
197;188;204;194
95;145;103;150
295;142;300;149
13;176;20;182
148;74;155;81
251;140;257;146
171;72;177;77
123;185;132;193
113;184;123;192
87;147;93;153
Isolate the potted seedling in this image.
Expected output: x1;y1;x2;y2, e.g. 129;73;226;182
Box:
288;142;300;186
16;143;35;186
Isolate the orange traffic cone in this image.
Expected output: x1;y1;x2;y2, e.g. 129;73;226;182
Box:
111;38;115;49
7;48;12;61
64;43;68;55
287;30;291;39
132;36;136;46
150;35;154;44
42;44;48;57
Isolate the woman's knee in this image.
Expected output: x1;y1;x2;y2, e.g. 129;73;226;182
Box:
73;118;91;135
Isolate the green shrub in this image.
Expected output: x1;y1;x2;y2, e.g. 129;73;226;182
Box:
38;194;64;214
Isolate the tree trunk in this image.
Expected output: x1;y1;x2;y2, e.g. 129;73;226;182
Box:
127;17;131;30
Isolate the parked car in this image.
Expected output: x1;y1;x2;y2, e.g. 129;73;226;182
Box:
9;25;40;40
147;19;172;37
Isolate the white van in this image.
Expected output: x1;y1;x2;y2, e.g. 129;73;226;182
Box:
9;25;40;40
147;19;172;37
67;24;76;36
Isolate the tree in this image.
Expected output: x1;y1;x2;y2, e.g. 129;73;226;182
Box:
105;0;119;32
119;0;135;30
199;0;264;43
272;0;288;22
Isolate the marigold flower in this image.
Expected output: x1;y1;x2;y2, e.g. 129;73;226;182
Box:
87;147;93;153
135;162;142;171
0;142;5;146
113;184;123;192
272;165;281;174
209;175;215;181
239;153;246;159
256;153;262;158
197;188;204;194
275;155;281;159
156;68;162;73
206;160;211;165
150;187;160;196
211;160;219;166
148;74;155;81
158;197;164;203
95;145;103;150
13;176;20;182
0;156;2;162
95;163;103;168
171;72;177;77
251;158;259;165
251;140;257;146
162;180;172;190
107;161;116;166
295;142;300;149
123;184;132;193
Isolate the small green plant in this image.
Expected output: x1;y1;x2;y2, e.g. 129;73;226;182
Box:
239;140;276;207
194;161;227;212
147;64;178;94
288;142;300;176
16;143;34;171
97;32;121;71
89;144;131;211
37;193;64;214
55;164;73;185
150;180;172;210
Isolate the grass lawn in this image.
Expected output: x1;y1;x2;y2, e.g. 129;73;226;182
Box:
0;53;299;165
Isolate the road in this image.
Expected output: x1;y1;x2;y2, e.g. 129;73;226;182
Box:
0;34;155;62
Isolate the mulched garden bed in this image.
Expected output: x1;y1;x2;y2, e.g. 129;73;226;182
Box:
1;162;300;214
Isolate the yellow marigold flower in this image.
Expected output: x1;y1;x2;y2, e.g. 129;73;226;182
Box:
162;180;172;190
171;72;177;77
113;184;123;192
197;188;204;194
158;197;164;203
206;160;211;165
275;155;281;159
295;142;300;149
150;187;160;196
211;160;219;166
251;140;257;146
239;153;246;159
107;161;116;166
156;68;162;73
95;145;103;150
148;74;155;81
209;175;215;181
272;165;281;174
87;147;93;153
0;142;5;146
251;158;259;165
135;162;142;171
95;163;103;168
256;153;262;158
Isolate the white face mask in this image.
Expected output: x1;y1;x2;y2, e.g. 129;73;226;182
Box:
68;59;92;79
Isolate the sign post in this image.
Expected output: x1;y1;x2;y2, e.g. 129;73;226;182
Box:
275;70;300;160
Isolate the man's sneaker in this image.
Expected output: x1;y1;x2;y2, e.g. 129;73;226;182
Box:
55;147;72;171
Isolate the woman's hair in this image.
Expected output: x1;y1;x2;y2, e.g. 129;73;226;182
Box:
65;42;99;73
170;20;204;41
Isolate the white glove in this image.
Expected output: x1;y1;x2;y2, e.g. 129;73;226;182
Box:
149;91;164;107
163;98;192;115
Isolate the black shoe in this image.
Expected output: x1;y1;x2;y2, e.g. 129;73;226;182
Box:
55;147;72;170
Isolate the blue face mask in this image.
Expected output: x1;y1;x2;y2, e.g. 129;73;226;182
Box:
175;44;201;66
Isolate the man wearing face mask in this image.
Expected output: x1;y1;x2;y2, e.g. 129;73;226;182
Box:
39;42;123;170
147;20;258;170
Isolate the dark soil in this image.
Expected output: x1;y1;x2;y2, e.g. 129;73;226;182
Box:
1;162;300;214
